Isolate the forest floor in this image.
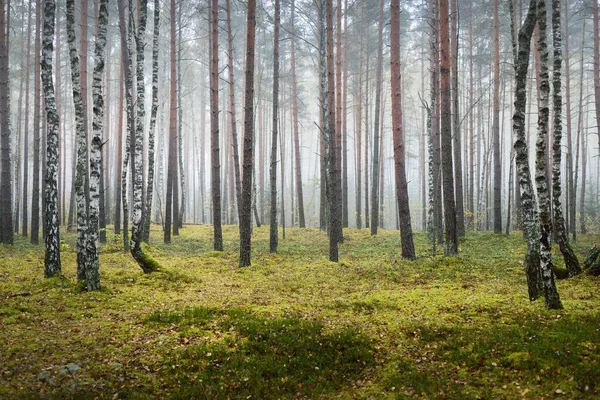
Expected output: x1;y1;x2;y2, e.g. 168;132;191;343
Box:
0;225;599;399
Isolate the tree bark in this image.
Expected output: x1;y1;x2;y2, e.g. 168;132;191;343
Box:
551;0;580;277
492;0;502;233
439;0;458;255
31;0;42;245
594;0;600;161
370;0;384;236
210;0;222;250
41;0;60;275
142;0;160;243
391;0;415;259
239;0;257;267
535;0;562;309
269;0;280;253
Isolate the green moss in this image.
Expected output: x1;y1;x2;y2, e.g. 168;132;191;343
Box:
0;226;599;399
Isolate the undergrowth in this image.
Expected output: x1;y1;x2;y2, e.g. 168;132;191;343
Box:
0;225;599;399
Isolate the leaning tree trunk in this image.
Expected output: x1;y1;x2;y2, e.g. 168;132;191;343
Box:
512;0;543;302
391;0;415;259
142;0;160;243
66;0;90;281
269;0;280;253
239;0;257;267
550;0;581;277
535;0;562;309
41;0;61;276
86;0;109;290
117;0;158;273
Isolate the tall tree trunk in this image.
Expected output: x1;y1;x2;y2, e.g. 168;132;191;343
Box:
342;0;349;229
66;0;89;281
143;0;160;243
594;0;600;160
551;0;580;277
117;0;157;273
210;0;222;250
41;0;61;275
225;0;242;223
319;0;328;232
176;2;185;229
370;0;383;236
563;0;575;242
21;0;32;237
326;0;341;261
336;0;344;233
0;0;11;244
85;0;109;289
114;63;124;235
31;0;41;245
577;15;586;235
290;0;305;228
492;0;502;233
269;0;280;253
440;0;458;255
450;0;464;237
391;0;415;259
164;0;177;243
427;0;438;254
535;0;562;309
239;0;257;267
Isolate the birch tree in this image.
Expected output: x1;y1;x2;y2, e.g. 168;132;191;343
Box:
550;0;581;277
41;0;60;276
535;0;562;309
86;0;109;290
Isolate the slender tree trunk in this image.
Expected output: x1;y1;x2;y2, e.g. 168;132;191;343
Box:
66;0;90;280
335;0;344;233
176;2;185;229
440;0;458;255
551;0;580;277
225;0;242;223
114;63;124;235
41;0;61;274
84;0;109;289
427;0;438;254
31;0;42;245
239;0;257;266
342;0;349;229
319;0;328;232
450;0;464;237
21;1;32;237
370;0;384;236
391;0;415;258
164;0;177;244
0;0;11;244
117;0;157;273
492;0;502;233
511;0;542;301
594;0;600;160
563;0;575;242
577;15;586;235
535;0;562;309
142;0;160;243
269;0;280;252
210;0;222;250
290;0;305;228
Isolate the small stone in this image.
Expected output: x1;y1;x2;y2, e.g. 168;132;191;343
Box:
38;371;52;381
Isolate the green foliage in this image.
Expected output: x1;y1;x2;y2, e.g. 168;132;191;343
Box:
0;226;598;399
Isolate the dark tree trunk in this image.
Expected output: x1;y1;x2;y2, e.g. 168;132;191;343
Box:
239;0;257;267
269;0;280;253
31;0;41;245
370;0;384;236
164;0;177;244
391;0;415;259
210;0;222;250
439;0;458;255
0;0;11;244
492;0;502;233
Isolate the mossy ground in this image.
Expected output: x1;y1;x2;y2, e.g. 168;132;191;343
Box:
0;225;599;399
